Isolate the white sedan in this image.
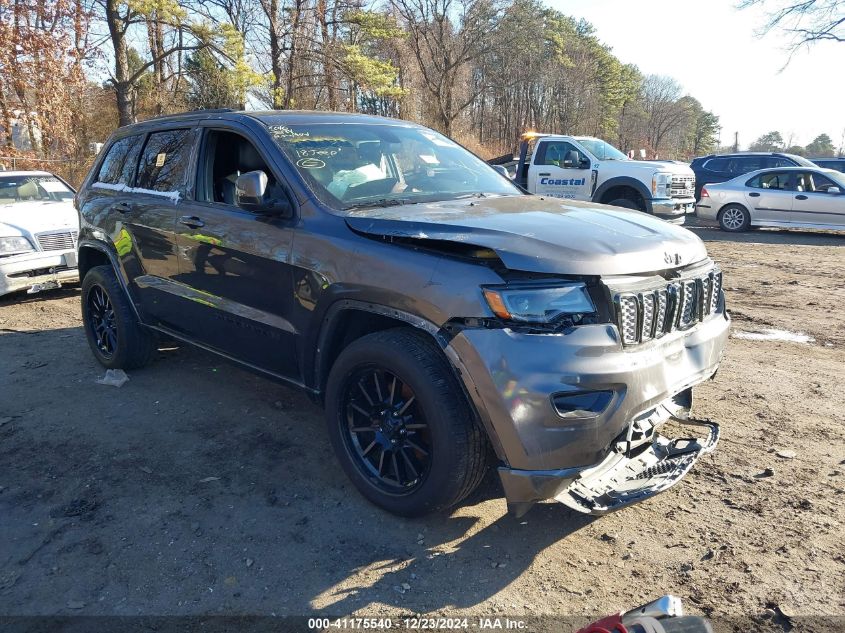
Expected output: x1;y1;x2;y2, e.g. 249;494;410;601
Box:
0;171;79;297
696;166;845;232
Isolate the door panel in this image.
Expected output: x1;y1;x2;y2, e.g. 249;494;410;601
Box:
790;172;845;226
169;127;300;379
125;128;198;327
172;203;298;377
529;141;592;200
743;171;794;223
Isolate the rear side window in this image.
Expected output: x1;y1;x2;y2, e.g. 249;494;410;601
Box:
731;156;764;174
703;157;729;173
136;129;195;195
97;135;144;185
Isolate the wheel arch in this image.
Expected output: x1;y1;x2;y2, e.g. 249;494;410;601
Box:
594;176;652;212
312;300;506;460
77;239;141;319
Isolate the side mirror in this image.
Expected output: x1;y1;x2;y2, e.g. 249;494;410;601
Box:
579;158;591;169
491;165;510;178
236;170;292;217
828;186;841;194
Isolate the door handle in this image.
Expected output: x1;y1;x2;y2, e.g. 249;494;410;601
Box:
114;201;132;214
748;192;760;197
179;215;205;229
795;194;808;200
539;172;551;176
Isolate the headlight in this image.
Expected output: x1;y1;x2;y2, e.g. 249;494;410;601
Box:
652;172;672;198
482;283;596;324
0;236;34;256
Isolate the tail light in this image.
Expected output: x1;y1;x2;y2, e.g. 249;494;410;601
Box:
700;187;710;198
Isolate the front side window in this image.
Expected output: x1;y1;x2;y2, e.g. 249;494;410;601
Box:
0;175;74;205
575;138;628;161
97;135;144;185
136;129;195;195
263;121;519;210
800;171;844;193
537;141;588;168
198;130;286;209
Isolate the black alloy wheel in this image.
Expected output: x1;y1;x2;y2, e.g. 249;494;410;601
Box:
341;366;432;492
87;284;118;359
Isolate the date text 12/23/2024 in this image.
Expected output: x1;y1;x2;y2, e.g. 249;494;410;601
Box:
308;618;528;630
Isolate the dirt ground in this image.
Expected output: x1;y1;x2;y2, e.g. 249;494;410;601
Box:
1;221;843;627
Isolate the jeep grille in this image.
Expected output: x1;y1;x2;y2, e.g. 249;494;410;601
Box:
615;268;722;346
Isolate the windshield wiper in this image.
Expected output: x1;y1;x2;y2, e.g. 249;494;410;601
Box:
453;192;490;199
345;198;411;210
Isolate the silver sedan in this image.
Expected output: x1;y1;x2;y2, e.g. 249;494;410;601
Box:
695;166;845;232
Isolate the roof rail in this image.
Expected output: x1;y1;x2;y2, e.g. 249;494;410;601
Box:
146;108;236;121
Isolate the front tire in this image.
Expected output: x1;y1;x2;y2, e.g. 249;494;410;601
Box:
325;328;487;517
81;265;155;369
718;204;750;232
607;197;643;211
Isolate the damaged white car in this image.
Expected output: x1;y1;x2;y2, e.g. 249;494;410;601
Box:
0;171;79;297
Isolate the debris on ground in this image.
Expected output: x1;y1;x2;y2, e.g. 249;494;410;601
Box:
776;450;797;459
96;368;129;388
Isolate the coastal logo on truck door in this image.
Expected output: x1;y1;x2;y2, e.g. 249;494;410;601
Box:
539;177;586;186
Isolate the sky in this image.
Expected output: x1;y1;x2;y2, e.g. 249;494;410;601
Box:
549;0;844;151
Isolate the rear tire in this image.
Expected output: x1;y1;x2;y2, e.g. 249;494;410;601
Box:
325;328;487;517
718;204;750;232
81;265;155;369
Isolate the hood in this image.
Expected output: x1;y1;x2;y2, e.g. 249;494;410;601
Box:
605;159;693;175
345;195;708;276
0;200;78;238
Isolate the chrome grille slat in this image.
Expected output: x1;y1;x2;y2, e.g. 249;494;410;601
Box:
36;231;78;252
614;268;722;347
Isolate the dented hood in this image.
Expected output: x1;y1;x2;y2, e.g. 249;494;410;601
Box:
345;195;708;275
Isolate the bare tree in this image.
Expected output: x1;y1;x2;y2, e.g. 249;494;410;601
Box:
740;0;844;51
389;0;504;135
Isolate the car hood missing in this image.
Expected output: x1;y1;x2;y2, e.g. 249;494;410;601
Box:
345;195;708;275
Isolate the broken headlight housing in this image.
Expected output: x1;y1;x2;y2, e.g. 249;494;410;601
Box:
0;236;34;256
482;283;596;324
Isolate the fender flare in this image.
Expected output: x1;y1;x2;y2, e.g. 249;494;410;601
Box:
593;176;653;212
77;237;142;320
312;299;506;460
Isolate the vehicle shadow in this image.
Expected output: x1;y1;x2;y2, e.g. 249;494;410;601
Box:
309;492;597;614
684;218;844;247
2;325;599;616
0;284;80;309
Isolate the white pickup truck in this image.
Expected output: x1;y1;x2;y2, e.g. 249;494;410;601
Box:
491;133;696;223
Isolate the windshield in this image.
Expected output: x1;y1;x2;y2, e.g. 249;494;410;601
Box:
264;121;521;210
0;175;74;205
791;155;816;167
576;138;628;161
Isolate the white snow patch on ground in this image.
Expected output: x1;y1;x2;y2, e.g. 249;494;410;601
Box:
733;328;815;344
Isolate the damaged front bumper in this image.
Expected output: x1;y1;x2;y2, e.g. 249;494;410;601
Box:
497;391;719;516
444;305;729;517
0;251;78;297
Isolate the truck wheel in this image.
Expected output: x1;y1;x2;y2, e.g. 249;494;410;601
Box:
325;328;487;517
718;204;750;232
607;198;643;211
81;265;156;369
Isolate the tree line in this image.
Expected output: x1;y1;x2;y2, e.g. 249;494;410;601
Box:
0;0;723;185
748;131;842;157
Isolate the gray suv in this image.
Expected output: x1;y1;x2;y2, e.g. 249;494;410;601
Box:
75;110;729;517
